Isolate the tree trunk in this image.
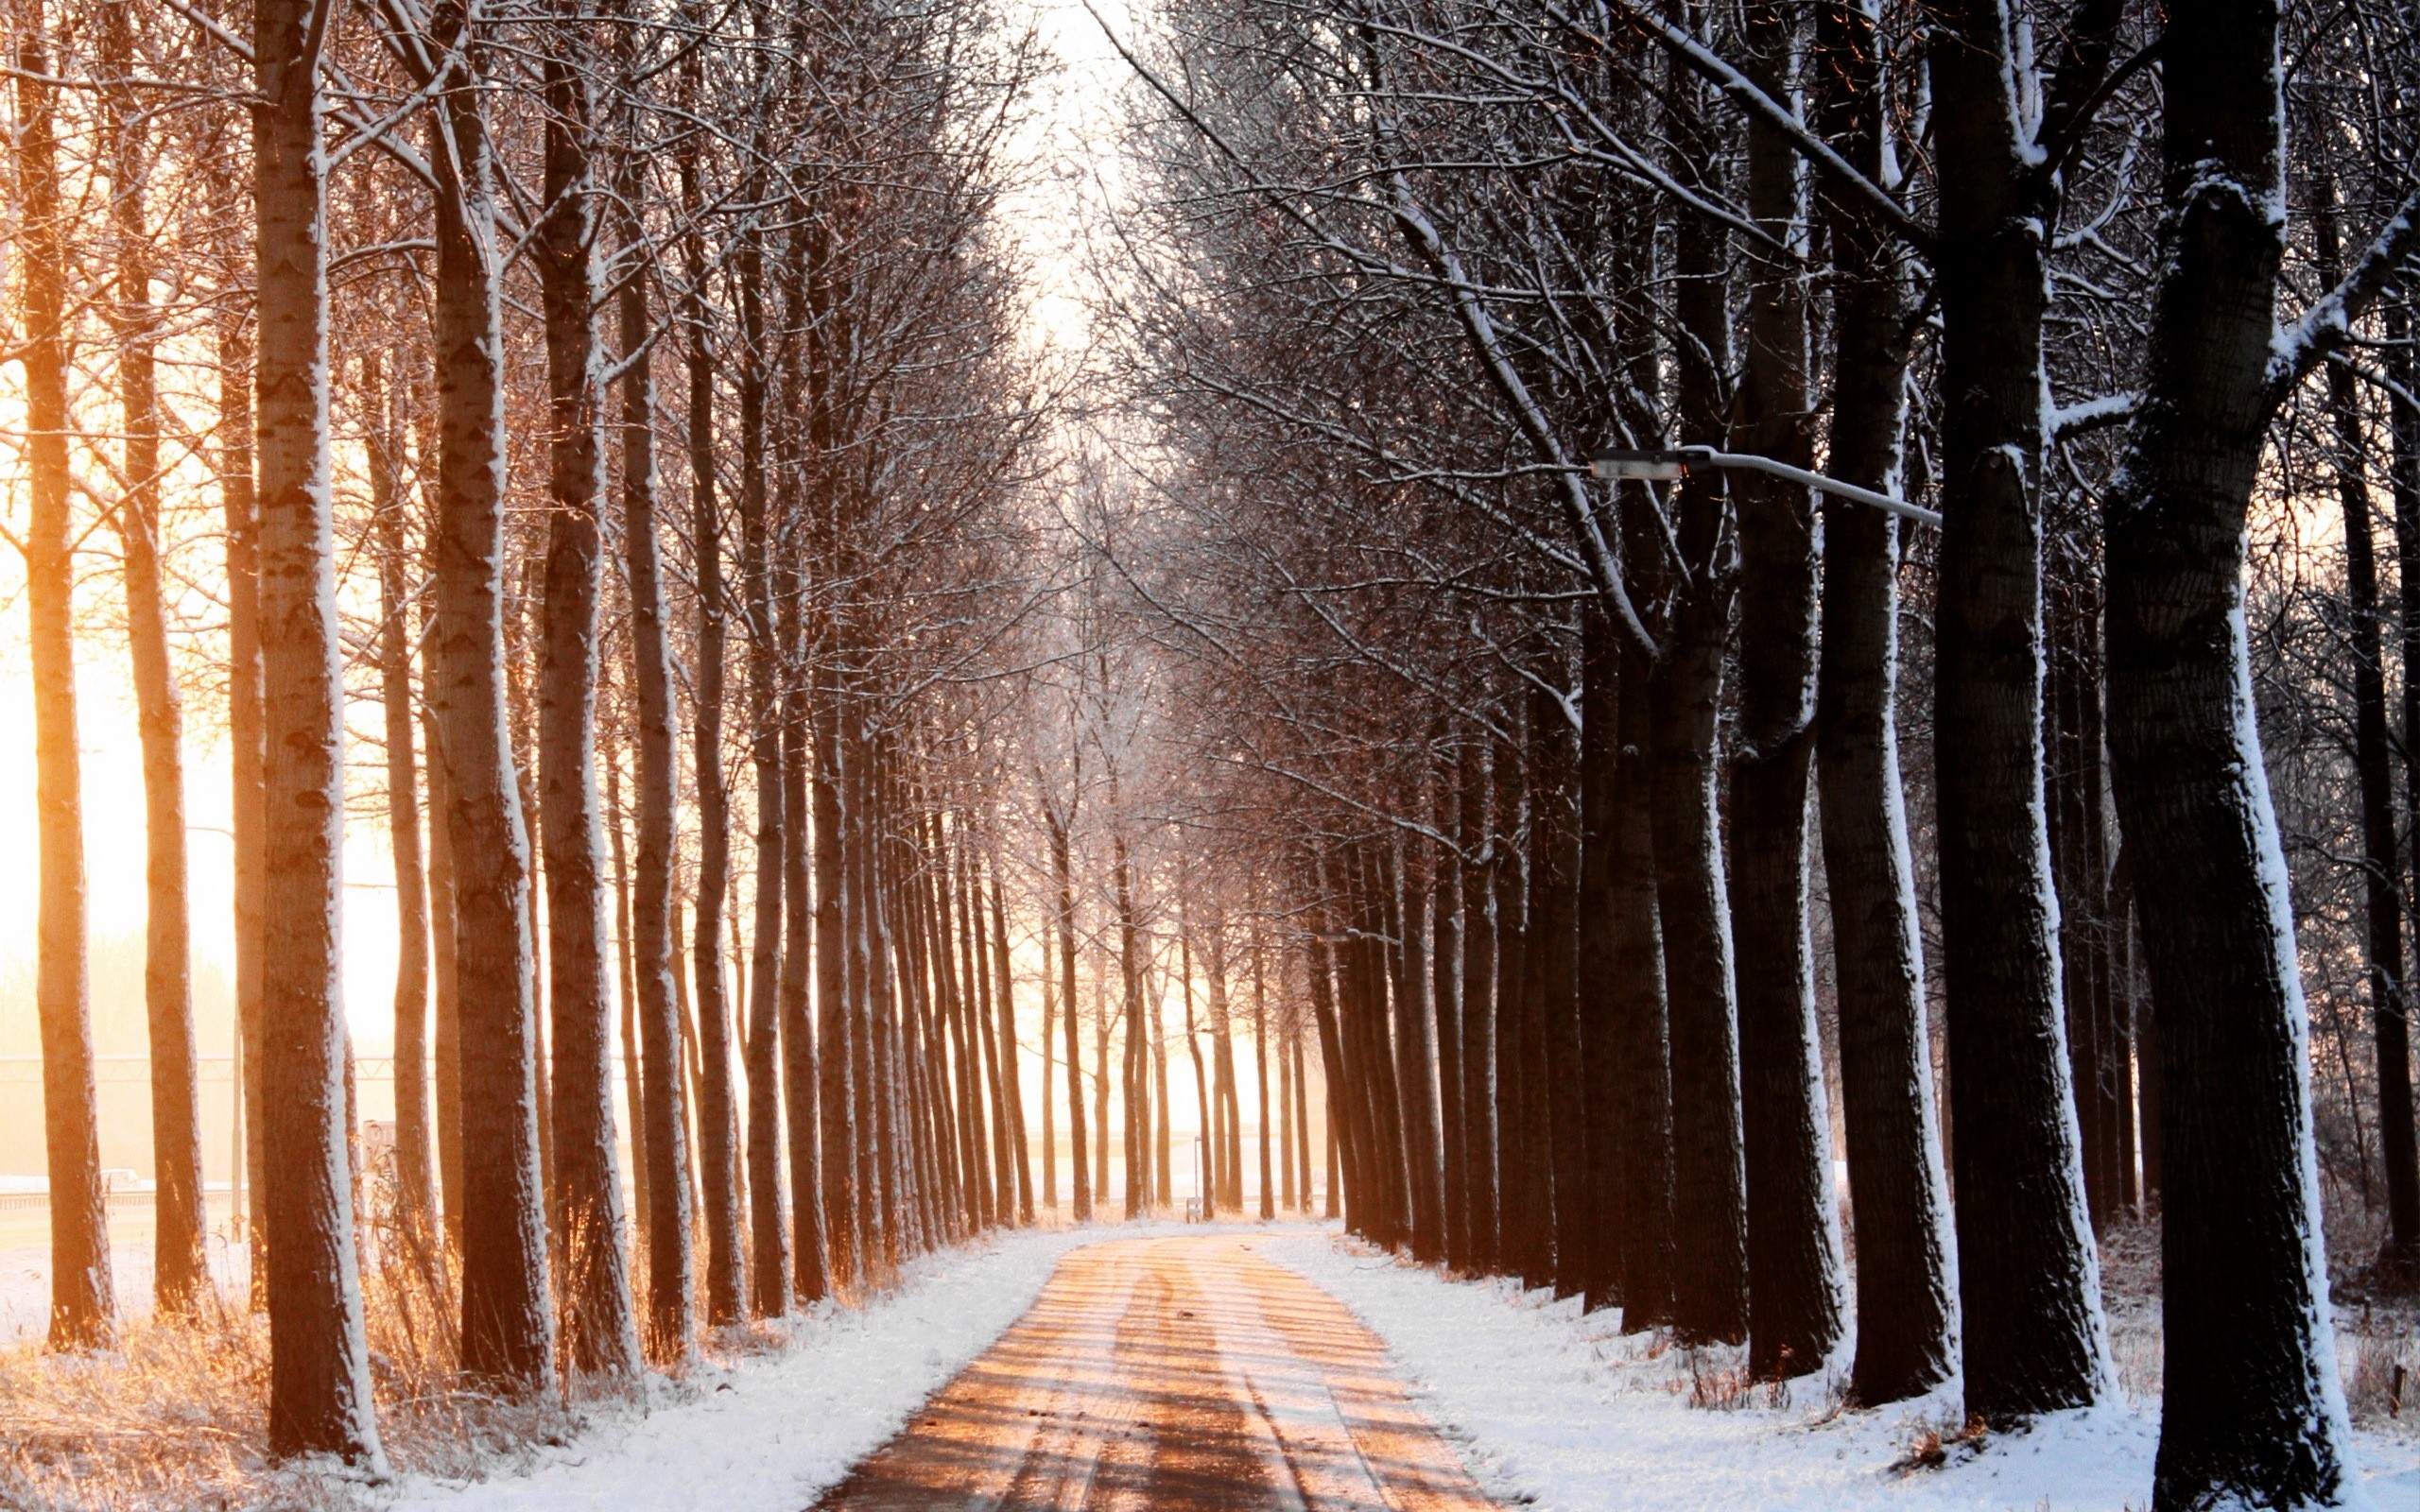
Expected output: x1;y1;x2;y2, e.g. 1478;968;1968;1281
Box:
216;295;270;1297
1210;923;1251;1217
1054;814;1091;1221
811;666;855;1291
1119;836;1150;1217
2048;561;2121;1230
1811;0;1956;1404
969;842;1014;1219
20;4;111;1354
735;232;793;1313
1280;1006;1298;1212
1153;941;1175;1206
1294;1023;1314;1211
780;607;829;1300
1433;773;1467;1260
620;254;695;1365
992;849;1035;1223
682;125;747;1328
428;25;555;1390
1651;468;1747;1345
2104;7;2359;1501
537;47;640;1378
608;742;647;1262
1532;702;1585;1297
1095;941;1114;1205
251;0;381;1452
1462;743;1500;1273
1253;928;1275;1221
372;366;438;1256
1652;51;1748;1338
1490;740;1528;1273
1926;0;2111;1422
1355;846;1412;1249
1184;930;1215;1219
2388;295;2420;1266
1605;635;1674;1329
428;671;466;1250
1729;0;1845;1383
1041;913;1060;1211
849;741;890;1265
1305;901;1362;1233
1577;615;1622;1310
102;0;206;1314
1392;840;1447;1263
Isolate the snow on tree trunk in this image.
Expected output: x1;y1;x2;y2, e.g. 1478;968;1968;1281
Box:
683;222;749;1326
1577;614;1624;1311
810;662;855;1292
428;18;556;1391
1518;704;1581;1295
2388;296;2420;1270
1391;840;1448;1265
535;43;640;1379
1810;0;1956;1407
735;235;793;1314
1653;137;1748;1338
2104;6;2359;1503
777;593;828;1299
620;252;695;1366
1610;634;1675;1331
1729;0;1845;1384
1462;744;1502;1275
1434;773;1469;1263
251;0;381;1452
1926;0;2111;1424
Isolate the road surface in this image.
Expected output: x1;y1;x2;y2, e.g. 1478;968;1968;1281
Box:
811;1233;1500;1512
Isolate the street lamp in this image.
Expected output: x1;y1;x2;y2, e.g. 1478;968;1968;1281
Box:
1588;444;1942;528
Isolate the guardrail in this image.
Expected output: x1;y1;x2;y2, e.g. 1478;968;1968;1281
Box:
0;1189;238;1214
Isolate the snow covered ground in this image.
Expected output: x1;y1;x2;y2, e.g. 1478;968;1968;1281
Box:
0;1232;250;1344
1263;1230;2420;1512
386;1224;1185;1512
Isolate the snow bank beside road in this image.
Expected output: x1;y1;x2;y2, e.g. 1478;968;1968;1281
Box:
390;1225;1163;1512
1263;1230;2420;1512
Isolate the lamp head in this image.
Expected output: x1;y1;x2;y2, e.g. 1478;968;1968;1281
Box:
1588;447;1691;481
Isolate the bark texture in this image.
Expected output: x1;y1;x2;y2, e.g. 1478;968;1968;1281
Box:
2105;5;2359;1502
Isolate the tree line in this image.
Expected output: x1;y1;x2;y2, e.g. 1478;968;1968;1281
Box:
1084;3;2420;1510
0;0;1287;1471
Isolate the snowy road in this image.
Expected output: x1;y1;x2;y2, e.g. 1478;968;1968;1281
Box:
809;1234;1497;1512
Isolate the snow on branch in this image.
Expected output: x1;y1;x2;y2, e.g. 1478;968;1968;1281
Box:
2271;186;2420;395
2048;391;2137;442
1384;178;1661;662
1588;0;1935;261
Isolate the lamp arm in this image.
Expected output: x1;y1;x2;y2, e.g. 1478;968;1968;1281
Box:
1681;448;1942;528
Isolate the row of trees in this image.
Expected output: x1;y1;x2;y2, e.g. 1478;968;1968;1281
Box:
0;0;1322;1469
1092;3;2420;1509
